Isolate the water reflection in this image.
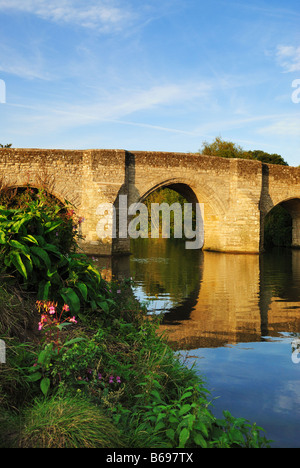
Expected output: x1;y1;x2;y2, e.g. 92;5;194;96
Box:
96;239;300;350
94;240;300;447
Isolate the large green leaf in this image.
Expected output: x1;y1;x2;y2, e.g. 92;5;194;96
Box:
193;432;208;448
43;243;60;255
40;377;50;396
22;255;33;275
10;251;28;279
30;245;51;269
12;217;30;233
60;287;81;313
26;372;42;382
179;427;190;448
76;282;88;301
44;220;63;234
21;235;39;245
38;280;51;300
9;239;30;253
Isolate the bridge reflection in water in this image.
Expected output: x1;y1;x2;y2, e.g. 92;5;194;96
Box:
95;239;300;350
95;241;300;447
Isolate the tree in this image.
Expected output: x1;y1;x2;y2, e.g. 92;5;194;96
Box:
200;137;245;159
0;143;12;148
247;150;288;166
199;137;288;166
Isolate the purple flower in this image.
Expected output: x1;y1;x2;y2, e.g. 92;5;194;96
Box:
116;376;121;384
109;375;114;384
98;373;102;380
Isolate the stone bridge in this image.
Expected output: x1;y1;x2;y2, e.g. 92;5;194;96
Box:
0;147;300;255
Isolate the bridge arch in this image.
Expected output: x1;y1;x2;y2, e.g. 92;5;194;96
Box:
134;177;227;251
137;177;226;216
263;197;300;249
0;183;71;208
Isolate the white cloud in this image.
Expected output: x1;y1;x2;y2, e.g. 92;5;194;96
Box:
0;43;52;80
7;80;212;135
257;115;300;137
276;45;300;73
0;0;134;32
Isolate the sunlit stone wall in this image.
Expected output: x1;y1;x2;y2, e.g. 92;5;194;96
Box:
0;147;299;255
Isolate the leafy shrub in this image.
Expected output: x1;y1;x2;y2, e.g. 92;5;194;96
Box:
0;186;114;318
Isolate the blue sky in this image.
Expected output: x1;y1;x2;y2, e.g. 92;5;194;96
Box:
0;0;299;165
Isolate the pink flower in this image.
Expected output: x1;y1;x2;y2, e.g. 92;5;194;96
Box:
49;306;56;315
116;376;121;383
69;316;77;324
117;290;121;294
109;375;114;384
62;304;70;312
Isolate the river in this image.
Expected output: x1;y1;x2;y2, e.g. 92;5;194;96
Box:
97;239;300;448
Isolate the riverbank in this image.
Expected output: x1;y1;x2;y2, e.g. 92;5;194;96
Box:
0;280;272;448
0;187;271;448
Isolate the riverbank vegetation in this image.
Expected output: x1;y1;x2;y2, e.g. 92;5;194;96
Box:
0;186;272;448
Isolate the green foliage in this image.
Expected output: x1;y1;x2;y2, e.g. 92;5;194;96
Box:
264;205;292;248
211;410;272;448
200;137;245;159
142;188;196;238
200;137;288;166
18;393;124;448
0;334;35;409
247;150;288;166
0;187;114;318
0;183;273;449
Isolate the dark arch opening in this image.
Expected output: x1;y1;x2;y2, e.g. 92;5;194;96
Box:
141;182;198;206
0;185;67;209
139;183;199;241
263;199;300;249
129;183;203;325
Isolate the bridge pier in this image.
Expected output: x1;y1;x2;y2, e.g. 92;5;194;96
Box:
291;214;300;249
